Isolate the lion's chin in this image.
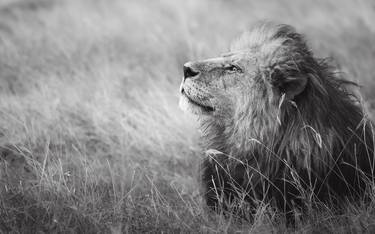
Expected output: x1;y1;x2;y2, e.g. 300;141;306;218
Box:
179;94;214;115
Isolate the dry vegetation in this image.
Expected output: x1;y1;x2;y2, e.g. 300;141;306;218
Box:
0;0;374;233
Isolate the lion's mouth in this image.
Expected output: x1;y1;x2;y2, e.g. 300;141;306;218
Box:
182;91;215;112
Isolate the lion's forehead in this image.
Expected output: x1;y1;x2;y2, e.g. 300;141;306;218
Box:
228;51;257;64
221;50;254;58
194;51;257;68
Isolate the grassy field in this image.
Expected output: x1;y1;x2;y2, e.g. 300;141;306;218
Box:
0;0;374;233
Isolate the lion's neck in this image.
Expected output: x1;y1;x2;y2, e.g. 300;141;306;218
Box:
201;113;279;159
200;99;338;172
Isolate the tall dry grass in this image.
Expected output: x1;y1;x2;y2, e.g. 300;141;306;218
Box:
0;0;374;233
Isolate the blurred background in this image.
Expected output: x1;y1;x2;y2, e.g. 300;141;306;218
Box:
0;0;374;233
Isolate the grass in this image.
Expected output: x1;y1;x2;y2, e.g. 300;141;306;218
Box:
0;0;374;233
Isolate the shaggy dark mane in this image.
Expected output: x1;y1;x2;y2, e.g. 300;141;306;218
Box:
200;22;375;218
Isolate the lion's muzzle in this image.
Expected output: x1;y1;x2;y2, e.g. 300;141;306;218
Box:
180;62;200;94
179;62;215;114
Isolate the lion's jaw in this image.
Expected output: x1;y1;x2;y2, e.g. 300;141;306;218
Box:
179;79;215;115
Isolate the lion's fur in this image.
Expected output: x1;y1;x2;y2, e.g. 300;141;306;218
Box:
181;22;375;216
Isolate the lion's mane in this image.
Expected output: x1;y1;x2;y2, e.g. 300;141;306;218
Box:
200;23;375;216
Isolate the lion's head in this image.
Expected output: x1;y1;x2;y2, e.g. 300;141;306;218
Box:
179;23;311;118
179;22;325;156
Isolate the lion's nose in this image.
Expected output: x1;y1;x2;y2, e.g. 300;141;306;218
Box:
183;63;200;80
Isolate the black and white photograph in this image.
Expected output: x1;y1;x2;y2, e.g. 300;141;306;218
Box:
0;0;375;233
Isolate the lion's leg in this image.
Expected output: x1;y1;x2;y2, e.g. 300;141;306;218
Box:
201;157;243;208
201;157;228;210
201;157;255;214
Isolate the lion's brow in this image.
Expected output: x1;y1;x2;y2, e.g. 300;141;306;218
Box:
221;50;249;57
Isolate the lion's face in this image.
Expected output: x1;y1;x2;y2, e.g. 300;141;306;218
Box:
179;52;266;118
179;23;312;128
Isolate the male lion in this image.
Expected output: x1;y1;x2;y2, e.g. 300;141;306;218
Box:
179;22;375;218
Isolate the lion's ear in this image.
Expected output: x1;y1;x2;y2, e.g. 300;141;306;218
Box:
280;76;307;100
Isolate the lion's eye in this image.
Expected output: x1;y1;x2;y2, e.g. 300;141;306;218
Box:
225;64;242;73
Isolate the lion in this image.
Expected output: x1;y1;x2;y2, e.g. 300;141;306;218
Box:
179;22;375;219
